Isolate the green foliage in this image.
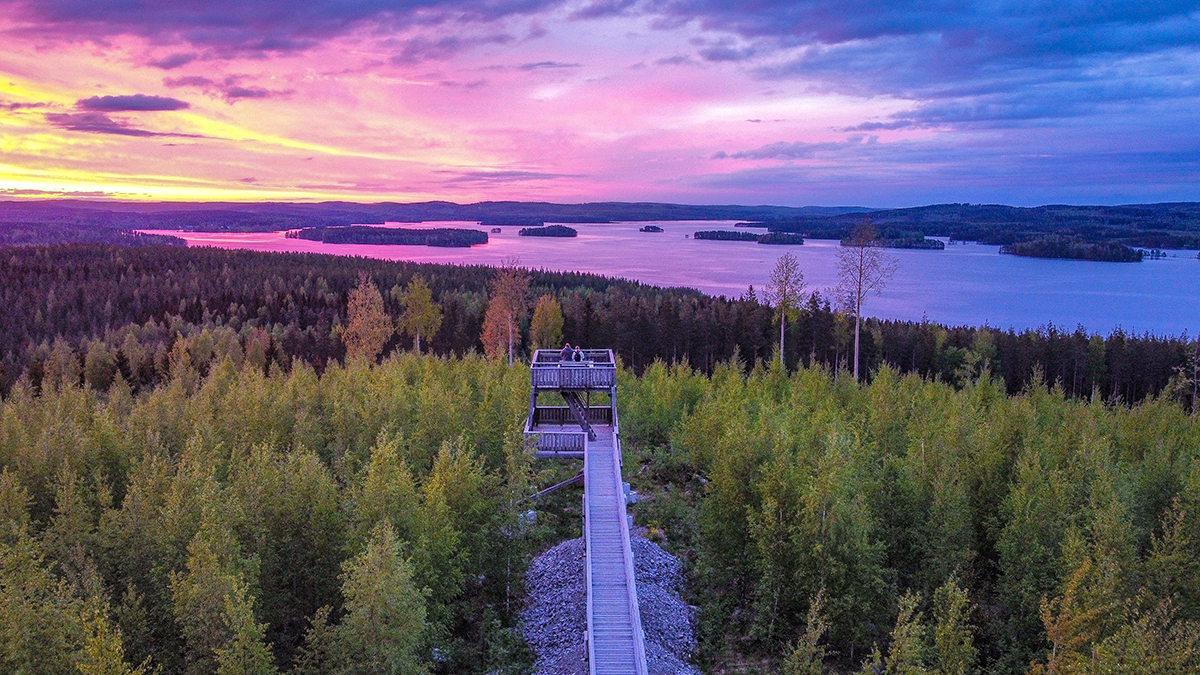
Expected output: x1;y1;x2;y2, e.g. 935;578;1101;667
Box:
528;294;563;351
215;581;278;675
77;605;148;675
932;578;977;675
336;523;426;675
343;273;393;362
782;589;829;675
0;342;1197;675
396;275;443;354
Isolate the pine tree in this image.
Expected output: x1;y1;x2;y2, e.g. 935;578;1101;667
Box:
77;605;148;675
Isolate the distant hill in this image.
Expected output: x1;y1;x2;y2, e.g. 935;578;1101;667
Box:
3;200;1200;249
760;202;1200;249
0;200;872;236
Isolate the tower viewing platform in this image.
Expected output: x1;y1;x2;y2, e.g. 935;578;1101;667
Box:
525;349;618;459
525;348;648;675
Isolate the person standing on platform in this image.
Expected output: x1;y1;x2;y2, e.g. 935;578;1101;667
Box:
560;342;573;361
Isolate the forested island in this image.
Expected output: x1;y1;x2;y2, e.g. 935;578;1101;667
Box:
517;225;577;237
288;225;488;247
695;230;805;244
758;201;1200;249
0;242;1198;675
1000;236;1144;262
694;230;759;241
861;235;945;249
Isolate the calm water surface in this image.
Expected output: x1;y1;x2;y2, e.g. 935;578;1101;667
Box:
141;220;1200;336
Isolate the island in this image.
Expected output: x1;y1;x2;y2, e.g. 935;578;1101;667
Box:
757;232;805;245
1000;236;1143;262
639;225;664;233
838;236;945;250
694;230;759;241
695;230;804;245
518;225;578;237
287;225;488;247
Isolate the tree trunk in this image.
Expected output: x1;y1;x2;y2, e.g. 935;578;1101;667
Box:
853;308;861;382
779;313;786;367
507;317;513;366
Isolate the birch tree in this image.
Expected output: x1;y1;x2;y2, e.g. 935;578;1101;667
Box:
836;221;897;382
766;252;805;368
481;260;530;365
396;275;442;354
343;273;393;363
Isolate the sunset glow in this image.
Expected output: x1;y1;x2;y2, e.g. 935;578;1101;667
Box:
2;1;1198;205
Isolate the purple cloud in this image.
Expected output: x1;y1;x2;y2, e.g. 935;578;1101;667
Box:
77;94;190;111
1;0;563;55
518;60;581;70
163;75;288;103
46;112;163;136
715;136;876;160
148;52;198;69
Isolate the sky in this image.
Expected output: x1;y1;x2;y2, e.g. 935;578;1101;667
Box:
1;0;1199;206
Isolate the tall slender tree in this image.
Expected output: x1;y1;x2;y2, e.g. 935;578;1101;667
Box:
766;252;805;367
343;273;393;363
481;260;530;365
396;275;442;354
529;294;564;351
836;221;898;382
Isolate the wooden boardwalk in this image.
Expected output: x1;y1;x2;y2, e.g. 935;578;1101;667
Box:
525;349;647;675
584;425;647;675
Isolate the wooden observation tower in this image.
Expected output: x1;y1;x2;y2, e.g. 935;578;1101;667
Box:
525;349;648;675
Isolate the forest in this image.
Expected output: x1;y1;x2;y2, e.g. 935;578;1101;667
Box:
1;245;1196;409
0;242;1197;674
1;325;1198;674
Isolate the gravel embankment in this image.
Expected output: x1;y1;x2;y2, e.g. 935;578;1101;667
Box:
521;536;699;675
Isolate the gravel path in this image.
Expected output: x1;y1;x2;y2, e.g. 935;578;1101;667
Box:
521;536;700;675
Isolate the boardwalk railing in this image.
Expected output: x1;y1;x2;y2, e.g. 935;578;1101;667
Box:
523;416;587;456
609;425;647;675
531;406;613;426
531;349;617;390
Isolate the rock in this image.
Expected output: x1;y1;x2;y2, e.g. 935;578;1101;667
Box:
521;536;699;675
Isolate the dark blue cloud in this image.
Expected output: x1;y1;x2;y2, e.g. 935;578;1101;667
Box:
77;94;190;111
3;0;563;54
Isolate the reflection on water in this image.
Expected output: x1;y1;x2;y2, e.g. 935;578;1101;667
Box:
140;220;1200;336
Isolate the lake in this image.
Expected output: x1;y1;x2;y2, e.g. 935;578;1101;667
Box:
140;220;1200;337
